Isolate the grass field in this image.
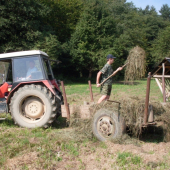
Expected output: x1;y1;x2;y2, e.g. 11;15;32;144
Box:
0;79;170;170
65;79;163;103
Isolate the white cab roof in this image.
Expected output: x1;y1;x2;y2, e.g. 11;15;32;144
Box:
0;50;48;59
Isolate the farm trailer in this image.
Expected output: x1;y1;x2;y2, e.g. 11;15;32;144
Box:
61;58;170;142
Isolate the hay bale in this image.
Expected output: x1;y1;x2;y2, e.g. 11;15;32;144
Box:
157;103;170;142
125;46;146;83
69;98;170;142
119;97;146;136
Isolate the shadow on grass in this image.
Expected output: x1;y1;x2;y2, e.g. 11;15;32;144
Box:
51;116;68;129
64;81;142;86
61;78;152;86
0;116;68;129
0;118;15;127
114;81;141;85
114;78;157;85
139;126;164;143
0;116;166;145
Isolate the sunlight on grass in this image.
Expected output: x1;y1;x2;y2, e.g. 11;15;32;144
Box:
0;79;168;169
63;79;163;103
117;152;141;166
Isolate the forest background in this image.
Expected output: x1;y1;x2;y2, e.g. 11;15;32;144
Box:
1;0;170;82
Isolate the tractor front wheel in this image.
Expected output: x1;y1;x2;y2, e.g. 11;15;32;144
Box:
10;84;58;128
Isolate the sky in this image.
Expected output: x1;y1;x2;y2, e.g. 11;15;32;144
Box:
126;0;170;13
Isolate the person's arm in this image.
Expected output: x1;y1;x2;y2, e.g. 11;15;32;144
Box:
96;71;102;87
98;67;123;86
26;67;37;79
27;75;31;79
111;67;123;76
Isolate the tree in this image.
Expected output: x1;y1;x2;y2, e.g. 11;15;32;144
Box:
160;4;170;21
37;0;83;42
70;0;116;78
0;0;53;53
33;34;62;60
113;3;169;71
141;5;157;15
151;26;170;63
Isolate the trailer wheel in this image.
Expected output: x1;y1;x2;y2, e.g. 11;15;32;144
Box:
10;84;59;128
92;108;126;142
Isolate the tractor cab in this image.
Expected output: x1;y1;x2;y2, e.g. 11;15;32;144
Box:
0;50;62;128
1;51;53;80
0;51;56;100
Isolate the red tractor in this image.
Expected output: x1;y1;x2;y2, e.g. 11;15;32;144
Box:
0;50;63;128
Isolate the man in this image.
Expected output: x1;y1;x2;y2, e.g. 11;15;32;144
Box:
26;60;37;79
96;54;122;103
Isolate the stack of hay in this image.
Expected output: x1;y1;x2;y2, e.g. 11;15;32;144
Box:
69;98;170;142
125;46;146;83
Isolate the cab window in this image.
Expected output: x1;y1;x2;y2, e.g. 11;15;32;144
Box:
43;58;53;80
13;56;43;82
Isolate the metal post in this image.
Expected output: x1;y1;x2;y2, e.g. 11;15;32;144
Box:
61;81;70;120
162;63;166;102
144;72;151;125
88;80;94;102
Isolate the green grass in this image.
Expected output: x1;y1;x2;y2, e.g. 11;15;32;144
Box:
63;79;163;102
0;79;169;169
117;152;141;166
112;79;162;101
61;142;79;156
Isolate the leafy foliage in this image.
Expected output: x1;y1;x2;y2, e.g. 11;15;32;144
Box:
37;0;83;42
151;26;170;63
160;4;170;21
0;0;53;53
70;0;116;78
0;0;170;80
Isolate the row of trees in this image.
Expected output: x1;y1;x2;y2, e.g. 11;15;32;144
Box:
1;0;170;79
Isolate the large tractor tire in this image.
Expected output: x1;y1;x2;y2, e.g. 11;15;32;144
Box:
92;108;126;142
10;84;59;128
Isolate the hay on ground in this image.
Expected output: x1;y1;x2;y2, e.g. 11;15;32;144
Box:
69;98;170;142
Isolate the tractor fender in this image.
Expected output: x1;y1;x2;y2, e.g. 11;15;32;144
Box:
7;80;60;104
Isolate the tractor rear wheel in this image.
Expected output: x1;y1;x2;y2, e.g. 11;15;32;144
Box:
92;108;126;142
10;84;59;128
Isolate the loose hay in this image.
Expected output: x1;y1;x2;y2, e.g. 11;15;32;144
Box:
125;46;146;83
157;103;170;142
69;97;170;142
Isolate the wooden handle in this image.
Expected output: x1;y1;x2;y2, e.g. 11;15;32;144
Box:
122;62;129;68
